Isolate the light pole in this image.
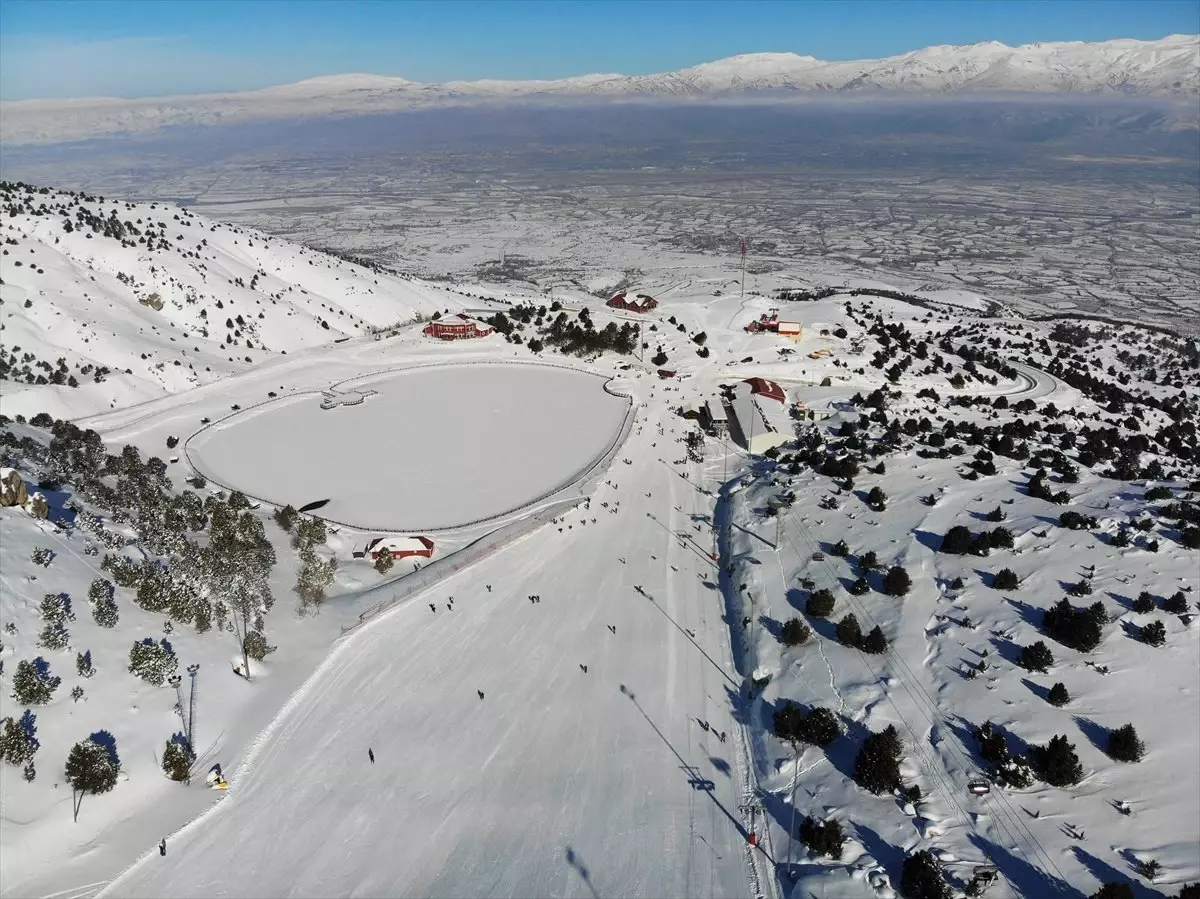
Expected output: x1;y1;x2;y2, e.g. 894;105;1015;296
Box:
186;664;200;752
785;742;801;878
168;673;185;742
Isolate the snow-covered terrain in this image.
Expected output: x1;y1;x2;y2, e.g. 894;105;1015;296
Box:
1;186;1198;899
1;34;1195;144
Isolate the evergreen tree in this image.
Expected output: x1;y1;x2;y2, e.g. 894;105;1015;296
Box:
780;618;811;646
243;629;276;662
1047;682;1070;707
1107;724;1145;763
273;504;298;532
772;701;806;745
993;568;1019;591
1140;620;1166;647
900;849;951;899
76;650;95;678
831;539;850;557
883;566;911;597
1177;884;1199;899
374;548;395;574
1089;885;1134;899
11;658;60;705
798;816;845;859
1019;641;1054;673
861;625;888;654
1034;734;1084;786
859;550;879;571
853;724;903;794
836;613;862;648
127;638;178;686
1164;591;1189;615
940;525;973;555
806;589;836;617
800;707;841;746
849;576;870;595
866;486;887;511
64;735;120;822
161;734;194;782
88;578;119;628
0;711;39;766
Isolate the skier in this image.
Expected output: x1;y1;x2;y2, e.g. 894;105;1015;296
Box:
580;664;588;673
430;603;436;613
486;585;492;592
159;838;167;857
608;625;616;634
369;748;375;763
477;690;485;700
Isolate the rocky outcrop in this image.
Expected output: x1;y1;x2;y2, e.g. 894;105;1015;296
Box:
0;468;29;508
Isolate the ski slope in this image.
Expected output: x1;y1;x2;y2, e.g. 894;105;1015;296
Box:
103;404;764;899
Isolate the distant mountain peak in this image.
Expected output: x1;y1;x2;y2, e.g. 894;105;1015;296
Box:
2;34;1195;144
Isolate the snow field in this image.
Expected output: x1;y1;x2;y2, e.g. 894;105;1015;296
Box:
185;362;630;531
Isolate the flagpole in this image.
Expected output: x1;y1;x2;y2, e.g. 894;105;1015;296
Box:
740;237;748;298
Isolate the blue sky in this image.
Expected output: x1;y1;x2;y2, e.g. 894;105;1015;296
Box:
0;0;1195;100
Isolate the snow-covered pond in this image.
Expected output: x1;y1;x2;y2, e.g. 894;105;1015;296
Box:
186;363;629;530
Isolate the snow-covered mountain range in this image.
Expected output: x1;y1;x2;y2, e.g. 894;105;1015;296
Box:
2;34;1196;144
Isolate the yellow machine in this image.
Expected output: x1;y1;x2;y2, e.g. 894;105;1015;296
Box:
807;348;833;360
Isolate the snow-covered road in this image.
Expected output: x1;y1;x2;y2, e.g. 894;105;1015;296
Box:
103;406;757;899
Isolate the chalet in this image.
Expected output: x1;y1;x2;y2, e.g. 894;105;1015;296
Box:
423;314;495;340
744;310;780;332
356;535;436;561
607;293;658;313
657;369;677;380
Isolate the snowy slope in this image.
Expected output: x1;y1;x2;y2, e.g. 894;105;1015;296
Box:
0;183;460;419
1;189;1198;899
1;35;1195;144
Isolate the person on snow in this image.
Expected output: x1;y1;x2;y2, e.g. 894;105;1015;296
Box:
430;603;437;613
159;839;167;857
477;690;485;700
369;748;375;763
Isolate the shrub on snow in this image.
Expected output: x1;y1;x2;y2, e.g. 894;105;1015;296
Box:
127;638;178;686
10;658;61;705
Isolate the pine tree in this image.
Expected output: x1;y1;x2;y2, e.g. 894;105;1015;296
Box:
798;816;845;859
161;734;194;782
900;849;951;899
836;613;862;648
800;707;842;746
859;550;879;571
1034;734;1084;786
772;701;806;745
11;658;60;705
780;618;811;646
993;568;1019;590
1107;723;1145;762
374;549;395;574
867;486;887;511
831;539;850;557
127;638;178;686
76;651;95;678
273;504;298;532
1019;640;1054;673
884;566;911;597
1133;592;1156;614
243;629;276;662
861;626;888;654
1140;620;1166;647
64;735;120;822
849;576;870;595
853;724;903;794
1089;885;1134;899
806;589;836;617
939;525;974;555
1047;682;1070;707
88;578;119;627
0;711;39;766
1164;591;1189;615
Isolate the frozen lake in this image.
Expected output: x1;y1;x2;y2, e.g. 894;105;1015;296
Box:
186;363;629;530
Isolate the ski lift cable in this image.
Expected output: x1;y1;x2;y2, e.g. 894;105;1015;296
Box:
780;506;1074;897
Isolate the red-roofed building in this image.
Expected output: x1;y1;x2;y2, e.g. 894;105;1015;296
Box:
357;535;436;561
423;314;495;340
607;293;658;313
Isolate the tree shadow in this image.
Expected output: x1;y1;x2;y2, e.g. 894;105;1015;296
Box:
826;713;870;783
1072;715;1110;754
851;822;905;885
785;587;807;612
990;635;1024;668
912;529;943;552
1119;620;1144;641
758;614;783;641
805;614;839;643
966;833;1080;899
1070;846;1161;899
88;729;121;768
1107;591;1136;614
1021;678;1052;703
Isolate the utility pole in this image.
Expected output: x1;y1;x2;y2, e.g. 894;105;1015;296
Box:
186;664;200;753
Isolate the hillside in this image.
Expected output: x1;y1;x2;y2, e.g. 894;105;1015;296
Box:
0;181;459;419
1;34;1195;145
0;188;1198;899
